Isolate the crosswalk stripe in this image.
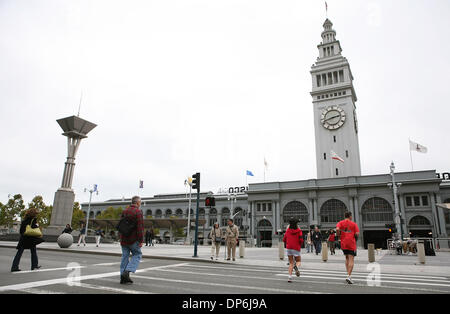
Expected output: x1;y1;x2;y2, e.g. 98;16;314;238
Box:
182;263;450;282
0;262;189;292
77;283;153;294
131;274;329;294
16;288;67;294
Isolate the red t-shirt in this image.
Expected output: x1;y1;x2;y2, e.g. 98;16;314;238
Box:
336;219;359;251
328;234;335;242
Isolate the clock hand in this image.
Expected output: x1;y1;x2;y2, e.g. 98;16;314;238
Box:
324;115;340;122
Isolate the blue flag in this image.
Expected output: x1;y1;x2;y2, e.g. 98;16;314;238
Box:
93;184;98;192
246;170;254;176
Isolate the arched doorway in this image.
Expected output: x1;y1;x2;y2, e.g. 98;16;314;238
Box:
282;201;309;228
361;197;393;249
257;219;272;247
409;215;432;238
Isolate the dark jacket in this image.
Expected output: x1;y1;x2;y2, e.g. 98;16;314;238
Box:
62;227;72;234
311;230;323;242
16;217;45;250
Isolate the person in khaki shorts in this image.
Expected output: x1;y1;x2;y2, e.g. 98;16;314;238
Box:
209;223;222;260
225;218;239;261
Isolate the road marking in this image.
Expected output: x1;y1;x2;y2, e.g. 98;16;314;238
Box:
0;262;189;292
131;274;329;294
16;288;67;294
13;265;86;274
183;264;450;282
77;283;153;294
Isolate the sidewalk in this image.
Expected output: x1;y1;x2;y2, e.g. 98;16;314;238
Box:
1;241;449;277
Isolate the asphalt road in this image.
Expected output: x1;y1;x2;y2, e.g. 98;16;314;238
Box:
1;247;449;294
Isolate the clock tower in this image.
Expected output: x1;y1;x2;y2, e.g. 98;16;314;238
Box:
310;19;361;179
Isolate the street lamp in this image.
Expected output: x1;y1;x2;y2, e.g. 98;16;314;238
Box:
184;177;193;245
228;193;237;216
388;162;403;239
84;184;98;237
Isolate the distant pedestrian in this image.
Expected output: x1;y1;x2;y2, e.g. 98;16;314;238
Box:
77;223;87;246
145;229;151;246
95;227;104;247
118;196;144;284
312;226;322;255
328;229;336;255
306;230;313;253
225;218;239;261
209;223;222;260
11;208;44;272
62;224;72;234
336;211;360;284
283;217;303;283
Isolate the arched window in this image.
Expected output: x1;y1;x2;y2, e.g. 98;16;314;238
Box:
409;216;431;226
234;207;243;226
221;208;230;226
257;219;272;228
199;208;205;218
361;197;393;223
165;209;172;218
146;209;152;217
444;199;450;224
283;201;309;226
175;209;183;217
209;208;217;226
320;199;347;223
155;209;162;219
89;211;94;218
96;211;102;217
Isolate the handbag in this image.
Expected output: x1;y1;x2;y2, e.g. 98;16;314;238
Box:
24;219;43;238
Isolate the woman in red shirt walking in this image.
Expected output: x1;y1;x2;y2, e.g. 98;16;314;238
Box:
283;217;303;283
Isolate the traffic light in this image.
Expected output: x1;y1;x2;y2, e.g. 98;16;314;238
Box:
205;196;215;207
192;172;200;191
385;223;397;233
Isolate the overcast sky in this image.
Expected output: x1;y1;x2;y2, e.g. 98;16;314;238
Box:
1;0;449;206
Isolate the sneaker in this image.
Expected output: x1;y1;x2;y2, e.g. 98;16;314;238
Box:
11;268;21;272
32;266;42;270
288;276;292;283
215;257;219;260
210;256;213;260
294;265;300;277
226;258;230;261
120;271;133;284
232;258;235;261
346;277;354;284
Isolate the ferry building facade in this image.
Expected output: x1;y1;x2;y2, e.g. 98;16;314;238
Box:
82;19;450;249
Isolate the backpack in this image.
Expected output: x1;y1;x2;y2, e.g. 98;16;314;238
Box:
116;214;137;237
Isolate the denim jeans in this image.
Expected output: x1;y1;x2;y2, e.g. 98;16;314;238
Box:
314;241;322;254
120;242;142;274
12;246;38;270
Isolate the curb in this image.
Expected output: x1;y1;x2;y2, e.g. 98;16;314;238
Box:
0;244;230;265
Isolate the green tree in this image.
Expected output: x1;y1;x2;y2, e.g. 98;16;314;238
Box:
0;194;25;228
96;206;123;219
25;196;53;228
71;202;85;229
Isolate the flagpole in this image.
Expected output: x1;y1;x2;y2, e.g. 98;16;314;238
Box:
409;139;414;171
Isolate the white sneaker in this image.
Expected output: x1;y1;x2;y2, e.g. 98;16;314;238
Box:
288;276;293;283
346;277;354;284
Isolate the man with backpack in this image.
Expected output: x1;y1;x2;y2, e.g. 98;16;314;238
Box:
117;196;144;284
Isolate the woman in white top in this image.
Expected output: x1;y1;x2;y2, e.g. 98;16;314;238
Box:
209;223;222;260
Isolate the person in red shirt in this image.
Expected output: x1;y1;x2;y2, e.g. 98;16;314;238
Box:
327;229;336;255
283;217;303;283
336;211;360;284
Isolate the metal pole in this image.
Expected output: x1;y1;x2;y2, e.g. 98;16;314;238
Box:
390;162;401;239
193;189;200;257
85;190;92;236
186;186;192;245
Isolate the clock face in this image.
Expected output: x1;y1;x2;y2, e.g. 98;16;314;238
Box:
320;105;346;130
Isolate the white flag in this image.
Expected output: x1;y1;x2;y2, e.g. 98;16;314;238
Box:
409;140;427;153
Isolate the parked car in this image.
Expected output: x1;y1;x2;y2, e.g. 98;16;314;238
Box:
172;239;185;245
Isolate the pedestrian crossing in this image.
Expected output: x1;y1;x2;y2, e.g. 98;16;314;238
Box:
1;260;449;294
